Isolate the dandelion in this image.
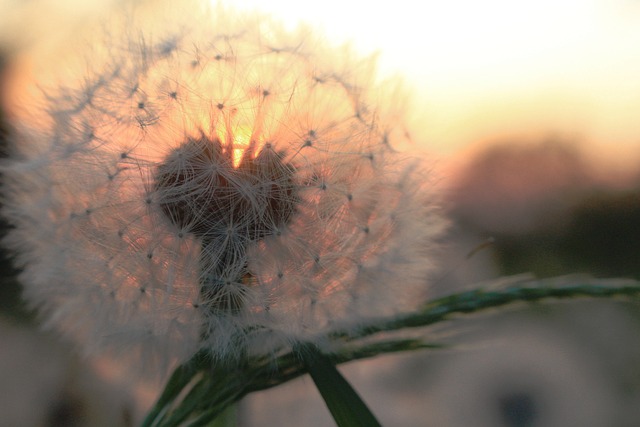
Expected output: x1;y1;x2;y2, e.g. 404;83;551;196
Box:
1;2;445;375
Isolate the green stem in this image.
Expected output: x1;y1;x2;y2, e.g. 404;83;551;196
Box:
207;403;237;427
141;280;640;427
333;280;640;340
300;344;382;427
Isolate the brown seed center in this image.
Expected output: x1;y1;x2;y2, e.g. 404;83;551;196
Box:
155;135;297;312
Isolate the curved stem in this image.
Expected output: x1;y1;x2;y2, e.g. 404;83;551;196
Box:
142;279;640;427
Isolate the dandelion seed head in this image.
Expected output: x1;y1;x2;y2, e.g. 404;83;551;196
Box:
2;2;446;374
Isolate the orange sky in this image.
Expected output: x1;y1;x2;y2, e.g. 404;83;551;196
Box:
2;0;640;175
227;0;640;174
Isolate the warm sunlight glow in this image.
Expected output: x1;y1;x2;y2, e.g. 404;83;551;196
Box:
226;0;640;171
4;0;640;172
230;126;253;168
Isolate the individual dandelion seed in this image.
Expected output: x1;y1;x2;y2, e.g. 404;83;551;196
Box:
0;2;446;375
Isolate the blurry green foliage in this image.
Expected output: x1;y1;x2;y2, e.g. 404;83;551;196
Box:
494;189;640;279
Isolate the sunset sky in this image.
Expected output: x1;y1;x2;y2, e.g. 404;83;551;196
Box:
229;0;640;172
2;0;640;173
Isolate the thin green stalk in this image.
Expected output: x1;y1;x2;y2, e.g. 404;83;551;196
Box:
142;279;640;427
334;280;640;340
300;344;382;427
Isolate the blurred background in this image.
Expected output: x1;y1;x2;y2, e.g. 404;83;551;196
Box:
1;0;639;426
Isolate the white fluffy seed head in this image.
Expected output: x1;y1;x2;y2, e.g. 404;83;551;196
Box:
2;2;446;374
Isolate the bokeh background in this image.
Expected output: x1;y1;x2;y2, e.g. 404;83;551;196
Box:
1;0;640;426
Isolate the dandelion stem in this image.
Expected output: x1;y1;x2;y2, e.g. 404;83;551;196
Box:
299;344;382;427
142;279;640;426
206;404;237;427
